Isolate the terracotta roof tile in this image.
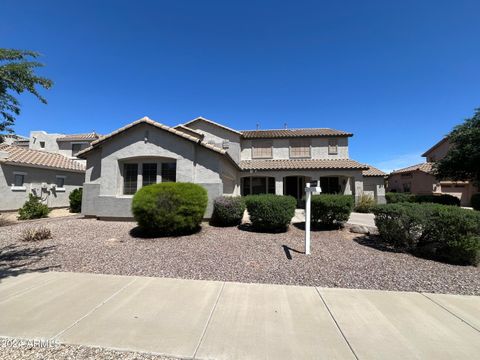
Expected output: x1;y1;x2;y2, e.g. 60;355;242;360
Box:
390;162;433;174
362;165;387;177
57;133;100;142
0;144;85;172
239;159;368;171
241;128;353;139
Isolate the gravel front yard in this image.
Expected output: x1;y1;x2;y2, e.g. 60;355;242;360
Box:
0;217;479;295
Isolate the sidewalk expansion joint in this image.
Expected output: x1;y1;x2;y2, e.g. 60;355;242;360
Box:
315;288;359;360
51;277;139;340
420;292;480;333
192;281;226;359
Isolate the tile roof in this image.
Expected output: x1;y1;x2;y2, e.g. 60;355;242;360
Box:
173;125;205;139
390;162;434;175
241;128;353;139
0;144;85;172
239;159;368;171
76;117;236;162
362;165;387;177
183;117;242;135
57;133;100;142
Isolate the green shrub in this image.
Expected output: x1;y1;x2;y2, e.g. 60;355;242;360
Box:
385;192;415;203
471;193;480;211
210;196;245;227
244;194;296;232
132;182;208;236
373;203;480;266
354;193;376;213
18;194;50;220
415;193;460;206
69;188;83;213
311;194;354;226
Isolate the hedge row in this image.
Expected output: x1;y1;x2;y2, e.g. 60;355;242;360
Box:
386;192;460;206
373;203;480;266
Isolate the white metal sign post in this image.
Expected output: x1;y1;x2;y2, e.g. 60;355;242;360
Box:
304;181;321;255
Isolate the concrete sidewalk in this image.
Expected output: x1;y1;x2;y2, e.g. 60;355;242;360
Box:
0;272;479;359
292;209;376;228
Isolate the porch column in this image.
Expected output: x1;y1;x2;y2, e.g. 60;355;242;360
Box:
353;173;363;204
344;177;353;195
275;176;284;195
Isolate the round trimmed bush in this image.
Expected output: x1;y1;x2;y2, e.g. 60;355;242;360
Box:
311;194;354;227
210;196;245;227
244;194;296;232
69;188;82;213
18;194;50;220
132;182;208;236
471;193;480;211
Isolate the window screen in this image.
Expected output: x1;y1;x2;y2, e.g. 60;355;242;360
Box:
142;163;157;187
290;139;311;158
14;174;24;187
252;140;273;159
56;177;65;188
161;163;176;182
123;164;138;195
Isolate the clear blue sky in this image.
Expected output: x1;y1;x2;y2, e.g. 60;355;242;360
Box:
2;0;479;171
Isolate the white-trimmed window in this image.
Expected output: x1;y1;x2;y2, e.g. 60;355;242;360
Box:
328;138;338;155
290;139;311;158
252;140;273;159
55;175;66;191
12;172;26;191
71;142;88;156
122;161;176;195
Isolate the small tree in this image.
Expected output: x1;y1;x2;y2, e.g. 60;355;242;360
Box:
434;109;480;185
0;49;53;140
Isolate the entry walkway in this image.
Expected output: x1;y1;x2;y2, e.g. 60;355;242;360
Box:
0;272;479;359
292;210;376;228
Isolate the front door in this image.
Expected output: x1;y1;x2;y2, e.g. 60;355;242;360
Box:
284;176;307;204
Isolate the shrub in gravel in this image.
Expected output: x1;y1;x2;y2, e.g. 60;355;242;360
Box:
244;194;296;232
69;188;83;213
373;203;480;266
21;226;52;242
18;194;50;220
354;193;376;213
385;192;415;204
132;182;208;236
311;194;354;227
210;196;245;227
471;193;480;211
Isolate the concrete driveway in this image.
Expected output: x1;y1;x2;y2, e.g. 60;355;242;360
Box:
0;271;479;359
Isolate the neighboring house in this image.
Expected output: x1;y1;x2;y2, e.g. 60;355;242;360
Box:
1;134;29;146
0;144;85;211
27;131;100;161
387;137;479;206
78;116;386;219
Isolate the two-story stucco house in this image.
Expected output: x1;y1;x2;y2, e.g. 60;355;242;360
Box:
77;116;385;219
387;137;479;206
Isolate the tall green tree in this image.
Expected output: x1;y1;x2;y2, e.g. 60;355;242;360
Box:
0;48;53;140
434;108;480;185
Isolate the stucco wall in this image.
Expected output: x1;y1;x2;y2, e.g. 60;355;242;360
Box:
387;171;435;194
185;121;241;163
0;164;84;211
29;131;61;152
363;176;386;204
240;137;349;160
82;123;239;219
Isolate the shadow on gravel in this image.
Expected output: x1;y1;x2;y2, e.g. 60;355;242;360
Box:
237;223;289;234
129;225;202;239
292;221;342;231
282;245;304;259
352;235;405;254
0;243;56;280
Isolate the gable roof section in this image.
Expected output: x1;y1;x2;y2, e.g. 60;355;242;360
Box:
173;125;205;139
421;137;449;157
57;132;100;142
390;162;433;175
183;117;242;135
362;165;387;177
0;144;85;172
241;128;353;139
239;159;368;171
76;117;239;168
